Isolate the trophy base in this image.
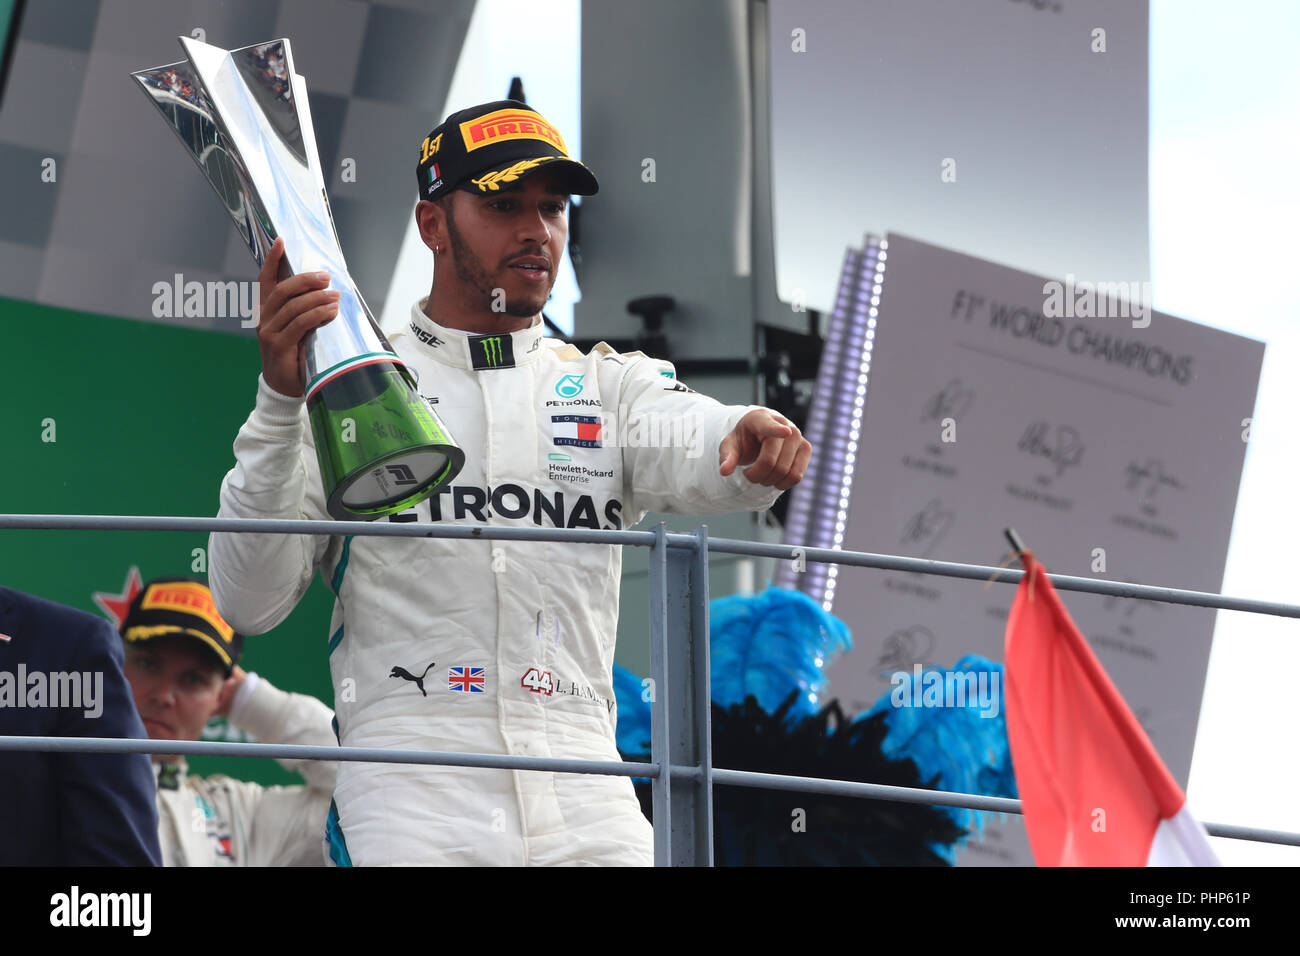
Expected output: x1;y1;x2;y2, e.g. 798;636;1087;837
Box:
307;360;465;521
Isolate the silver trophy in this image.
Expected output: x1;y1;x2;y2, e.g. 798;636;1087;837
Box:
133;37;463;520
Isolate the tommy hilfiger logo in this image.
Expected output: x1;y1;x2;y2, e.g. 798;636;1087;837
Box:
552;415;602;448
470;333;514;370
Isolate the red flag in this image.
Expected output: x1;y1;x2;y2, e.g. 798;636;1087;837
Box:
1004;553;1220;866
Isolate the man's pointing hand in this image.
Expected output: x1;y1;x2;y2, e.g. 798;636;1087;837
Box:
718;409;812;491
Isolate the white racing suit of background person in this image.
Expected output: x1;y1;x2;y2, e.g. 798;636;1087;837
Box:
209;303;782;866
154;672;337;866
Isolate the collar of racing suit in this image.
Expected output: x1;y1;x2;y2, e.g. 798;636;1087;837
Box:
402;300;547;371
154;760;188;791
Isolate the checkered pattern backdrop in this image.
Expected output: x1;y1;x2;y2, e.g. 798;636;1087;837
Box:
0;0;474;329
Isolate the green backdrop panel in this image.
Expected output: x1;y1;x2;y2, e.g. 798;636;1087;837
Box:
0;296;336;785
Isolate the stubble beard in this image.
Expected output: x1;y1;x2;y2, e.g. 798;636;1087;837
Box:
445;210;552;319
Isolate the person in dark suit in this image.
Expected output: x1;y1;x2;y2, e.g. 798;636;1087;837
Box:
0;585;162;865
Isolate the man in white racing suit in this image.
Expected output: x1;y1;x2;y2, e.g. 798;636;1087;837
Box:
120;576;337;866
208;100;811;866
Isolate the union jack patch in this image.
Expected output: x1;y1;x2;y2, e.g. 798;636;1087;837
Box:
448;666;486;693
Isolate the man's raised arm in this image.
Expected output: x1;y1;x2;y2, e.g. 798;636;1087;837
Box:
615;353;810;518
209;238;340;635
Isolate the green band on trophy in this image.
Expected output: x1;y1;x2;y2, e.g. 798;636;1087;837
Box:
305;352;412;401
308;362;464;521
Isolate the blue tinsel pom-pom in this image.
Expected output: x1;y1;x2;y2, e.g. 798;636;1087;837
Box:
862;653;1019;862
709;587;851;721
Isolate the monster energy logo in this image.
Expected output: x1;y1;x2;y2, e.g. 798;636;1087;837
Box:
469;331;513;369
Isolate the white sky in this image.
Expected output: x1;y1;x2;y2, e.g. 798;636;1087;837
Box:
384;0;1300;864
1151;0;1300;865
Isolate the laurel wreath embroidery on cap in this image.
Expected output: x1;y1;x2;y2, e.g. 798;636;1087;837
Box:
472;156;558;192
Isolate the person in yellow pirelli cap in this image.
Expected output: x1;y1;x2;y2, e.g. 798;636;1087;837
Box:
119;576;336;866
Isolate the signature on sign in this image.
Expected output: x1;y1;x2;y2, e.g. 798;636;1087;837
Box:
877;624;936;675
1017;421;1084;477
921;378;975;423
899;498;954;556
1124;458;1185;498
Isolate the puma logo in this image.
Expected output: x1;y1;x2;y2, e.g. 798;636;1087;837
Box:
389;661;437;697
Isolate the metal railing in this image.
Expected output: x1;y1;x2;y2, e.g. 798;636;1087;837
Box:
2;512;1298;864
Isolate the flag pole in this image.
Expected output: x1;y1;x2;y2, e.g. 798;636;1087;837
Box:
1004;527;1027;565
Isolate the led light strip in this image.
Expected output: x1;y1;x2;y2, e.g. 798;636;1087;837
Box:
779;236;887;609
776;245;862;585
